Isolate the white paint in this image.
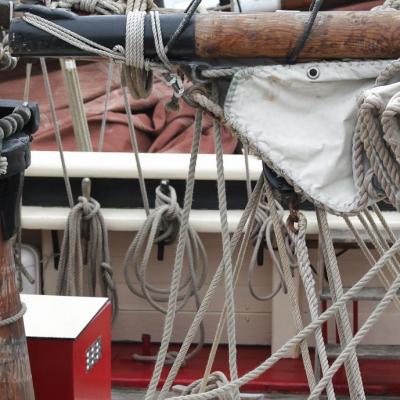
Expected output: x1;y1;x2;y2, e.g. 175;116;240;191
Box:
21;206;400;237
27;152;262;181
22;294;108;339
232;0;280;12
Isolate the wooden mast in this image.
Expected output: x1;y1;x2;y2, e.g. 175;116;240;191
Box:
0;233;35;399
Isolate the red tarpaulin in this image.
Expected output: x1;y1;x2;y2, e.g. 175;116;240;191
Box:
0;62;237;153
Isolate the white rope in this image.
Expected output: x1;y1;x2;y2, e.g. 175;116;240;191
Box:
248;196;292;301
308;267;400;399
145;108;203;400
23;13;125;61
0;303;27;327
212;115;239;399
56;195;119;319
167;232;400;400
126;11;146;69
98;61;114;151
316;208;365;400
264;179;316;391
123;184;207;363
289;213;336;400
159;175;264;399
40;58;74;208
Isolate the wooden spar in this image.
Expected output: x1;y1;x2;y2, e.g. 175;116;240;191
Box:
0;233;35;400
9;10;400;60
194;11;400;59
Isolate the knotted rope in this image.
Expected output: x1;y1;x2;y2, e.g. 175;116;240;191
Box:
123;183;207;363
56;194;119;320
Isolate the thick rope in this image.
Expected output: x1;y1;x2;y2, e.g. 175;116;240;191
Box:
308;266;400;400
56;195;119;320
167;233;400;400
0;303;27;327
265;179;316;391
289;213;336;400
211;115;239;399
123;184;207;363
145;108;203;400
159;175;264;399
0;105;32;175
50;0;126;14
316;208;365;400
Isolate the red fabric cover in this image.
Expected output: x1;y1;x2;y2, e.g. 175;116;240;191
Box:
0;62;237;153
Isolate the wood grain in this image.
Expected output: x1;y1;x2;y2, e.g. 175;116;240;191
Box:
195;11;400;60
0;235;35;400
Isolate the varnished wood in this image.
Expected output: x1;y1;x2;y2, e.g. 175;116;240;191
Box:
195;11;400;60
0;235;35;400
334;1;382;10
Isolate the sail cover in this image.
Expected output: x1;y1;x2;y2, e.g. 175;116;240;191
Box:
225;60;394;214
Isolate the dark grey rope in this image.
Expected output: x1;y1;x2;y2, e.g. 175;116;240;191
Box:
287;0;324;64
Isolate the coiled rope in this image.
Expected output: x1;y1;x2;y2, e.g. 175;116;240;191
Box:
56;191;119;320
0;106;32;175
123;184;207;363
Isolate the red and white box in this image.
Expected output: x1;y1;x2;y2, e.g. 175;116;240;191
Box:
22;294;111;400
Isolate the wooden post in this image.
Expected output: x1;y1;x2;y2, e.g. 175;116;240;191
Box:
0;233;35;399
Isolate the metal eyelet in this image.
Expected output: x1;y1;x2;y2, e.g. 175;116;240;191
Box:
306;66;320;80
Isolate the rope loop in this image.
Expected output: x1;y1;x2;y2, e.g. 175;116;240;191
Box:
0;303;27;327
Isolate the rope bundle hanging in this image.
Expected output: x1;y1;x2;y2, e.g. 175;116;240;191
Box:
56;179;119;320
247;195;295;301
123;182;207;363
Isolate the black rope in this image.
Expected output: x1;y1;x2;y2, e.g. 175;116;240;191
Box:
164;0;203;54
287;0;324;64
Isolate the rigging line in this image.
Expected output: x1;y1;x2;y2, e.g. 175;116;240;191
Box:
159;175;264;399
168;232;400;400
40;58;74;209
121;84;150;215
145;108;203;400
164;0;203;54
211;112;240;398
287;0;324;64
23;63;32;103
98;61;114;152
265;178;316;391
14;62;34;291
317;208;365;399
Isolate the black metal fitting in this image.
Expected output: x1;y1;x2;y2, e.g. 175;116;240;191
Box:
0;100;39;240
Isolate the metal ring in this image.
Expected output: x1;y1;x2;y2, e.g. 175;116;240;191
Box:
306;66;320;80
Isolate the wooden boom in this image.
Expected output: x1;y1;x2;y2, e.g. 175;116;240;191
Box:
9;10;400;60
